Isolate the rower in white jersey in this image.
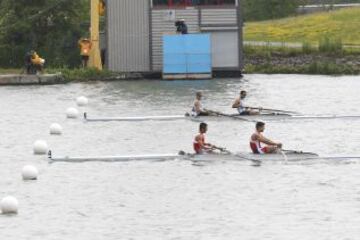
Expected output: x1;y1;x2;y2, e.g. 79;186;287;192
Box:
232;90;260;115
191;91;210;117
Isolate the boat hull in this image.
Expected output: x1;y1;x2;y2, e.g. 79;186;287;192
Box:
48;151;320;163
83;112;360;122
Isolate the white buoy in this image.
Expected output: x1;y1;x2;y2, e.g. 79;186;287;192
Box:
76;96;89;107
22;165;39;180
66;107;79;119
1;196;18;214
33;140;48;155
49;123;62;135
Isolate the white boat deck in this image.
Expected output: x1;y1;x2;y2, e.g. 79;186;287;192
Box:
47;150;360;164
83;112;360;123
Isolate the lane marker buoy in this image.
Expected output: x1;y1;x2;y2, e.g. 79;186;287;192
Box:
1;196;18;215
33;140;48;155
22;165;39;180
66;107;79;119
49;123;62;135
76;96;89;107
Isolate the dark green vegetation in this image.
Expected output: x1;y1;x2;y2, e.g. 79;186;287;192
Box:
243;0;299;21
245;62;360;75
0;0;89;68
306;0;360;3
243;0;360;21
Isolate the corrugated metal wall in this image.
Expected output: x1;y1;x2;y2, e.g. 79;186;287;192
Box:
107;0;150;72
200;9;237;25
211;32;239;68
151;9;199;71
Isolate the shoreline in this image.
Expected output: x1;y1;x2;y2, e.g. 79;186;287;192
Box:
0;57;359;86
244;49;360;75
0;73;65;85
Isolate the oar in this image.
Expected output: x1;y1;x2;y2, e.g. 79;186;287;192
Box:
282;149;319;156
211;146;232;154
280;150;289;164
246;107;299;114
204;109;255;122
211;147;262;165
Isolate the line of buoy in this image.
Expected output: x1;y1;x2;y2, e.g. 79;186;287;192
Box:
3;96;89;215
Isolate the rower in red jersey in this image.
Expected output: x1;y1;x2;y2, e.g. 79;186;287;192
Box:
250;121;282;154
193;122;215;154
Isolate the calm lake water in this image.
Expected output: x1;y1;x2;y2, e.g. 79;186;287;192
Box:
1;74;360;240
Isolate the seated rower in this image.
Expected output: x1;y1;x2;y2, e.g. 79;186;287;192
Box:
193;123;215;154
191;91;209;117
232;90;260;115
250;122;282;154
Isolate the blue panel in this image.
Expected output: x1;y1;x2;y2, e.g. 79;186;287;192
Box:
163;34;212;74
163;35;186;73
163;35;184;54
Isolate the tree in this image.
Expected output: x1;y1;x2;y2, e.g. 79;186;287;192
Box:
0;0;89;68
243;0;300;21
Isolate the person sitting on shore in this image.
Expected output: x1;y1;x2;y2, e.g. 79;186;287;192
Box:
25;51;36;74
25;50;45;74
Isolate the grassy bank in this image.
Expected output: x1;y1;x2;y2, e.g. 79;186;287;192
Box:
243;7;360;75
244;7;360;45
0;68;122;82
244;41;360;75
244;44;360;57
47;68;118;82
0;68;24;74
244;62;360;75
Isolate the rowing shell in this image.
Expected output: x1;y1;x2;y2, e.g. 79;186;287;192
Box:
82;112;290;122
48;150;326;163
83;112;360;122
183;151;319;162
48;151;179;163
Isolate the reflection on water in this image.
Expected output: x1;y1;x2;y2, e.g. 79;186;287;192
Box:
0;74;360;239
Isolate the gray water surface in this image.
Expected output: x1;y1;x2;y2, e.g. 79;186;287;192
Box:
1;74;360;240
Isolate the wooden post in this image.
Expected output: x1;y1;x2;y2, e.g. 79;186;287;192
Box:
89;0;102;70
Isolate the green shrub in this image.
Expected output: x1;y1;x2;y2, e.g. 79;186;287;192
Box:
244;62;359;75
302;41;313;54
319;36;343;54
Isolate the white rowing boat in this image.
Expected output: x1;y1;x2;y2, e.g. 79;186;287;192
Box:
83;112;186;122
47;151;179;162
82;112;292;122
48;150;359;164
83;112;360;123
